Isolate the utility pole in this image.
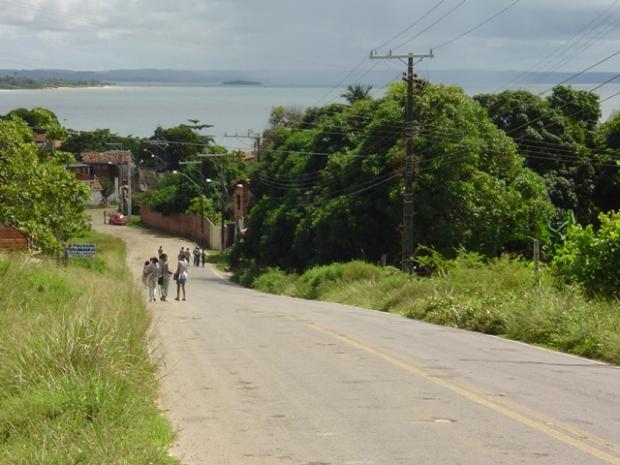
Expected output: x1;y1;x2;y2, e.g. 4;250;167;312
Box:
179;160;207;236
369;49;433;273
224;130;261;161
199;153;232;251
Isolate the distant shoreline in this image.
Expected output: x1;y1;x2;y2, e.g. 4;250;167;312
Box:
0;75;112;90
0;84;115;92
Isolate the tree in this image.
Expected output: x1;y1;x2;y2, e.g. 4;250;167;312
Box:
0;119;89;253
236;83;554;270
553;210;620;297
99;177;115;206
548;85;601;135
341;84;373;104
475;88;600;223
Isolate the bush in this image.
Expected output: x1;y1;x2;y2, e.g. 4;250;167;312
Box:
253;268;298;295
236;250;620;365
553;211;620;296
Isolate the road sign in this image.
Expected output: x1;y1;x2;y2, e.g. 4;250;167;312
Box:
65;243;96;259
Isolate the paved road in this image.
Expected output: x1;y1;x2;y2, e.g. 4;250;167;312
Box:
95;220;620;465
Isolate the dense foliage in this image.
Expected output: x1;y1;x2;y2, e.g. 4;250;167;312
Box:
143;150;247;222
235;83;555;270
475;86;620;224
0;118;89;253
553;210;620;297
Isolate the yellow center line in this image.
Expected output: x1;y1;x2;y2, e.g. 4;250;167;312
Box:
307;323;620;465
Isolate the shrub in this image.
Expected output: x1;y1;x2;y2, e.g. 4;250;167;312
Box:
253;268;297;295
553;211;620;297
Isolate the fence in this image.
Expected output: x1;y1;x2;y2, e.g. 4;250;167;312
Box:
139;203;234;250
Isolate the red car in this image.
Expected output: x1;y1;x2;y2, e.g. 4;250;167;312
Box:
108;212;127;226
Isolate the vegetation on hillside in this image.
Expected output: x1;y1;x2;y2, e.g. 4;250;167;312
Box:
0;75;109;89
0;232;177;465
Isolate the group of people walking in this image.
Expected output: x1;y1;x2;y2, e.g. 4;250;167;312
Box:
142;244;205;302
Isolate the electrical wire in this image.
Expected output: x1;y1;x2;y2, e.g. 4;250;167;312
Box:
431;0;521;51
392;0;467;51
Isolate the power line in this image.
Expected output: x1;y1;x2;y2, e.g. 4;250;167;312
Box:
313;0;456;107
432;0;521;50
392;0;467;51
500;0;620;90
374;0;448;52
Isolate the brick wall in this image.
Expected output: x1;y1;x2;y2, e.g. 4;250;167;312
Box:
140;203;213;248
0;225;29;252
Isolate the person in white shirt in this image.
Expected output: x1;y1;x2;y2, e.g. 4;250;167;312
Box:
159;254;173;301
147;257;160;302
175;253;189;301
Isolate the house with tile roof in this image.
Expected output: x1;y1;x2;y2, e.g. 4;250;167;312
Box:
80;151;133;213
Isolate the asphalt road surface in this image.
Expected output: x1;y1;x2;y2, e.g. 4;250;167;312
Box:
94;219;620;465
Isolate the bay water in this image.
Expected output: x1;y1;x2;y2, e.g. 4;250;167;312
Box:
1;84;619;147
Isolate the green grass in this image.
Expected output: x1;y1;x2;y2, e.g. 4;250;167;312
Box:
206;249;232;273
126;215;147;229
0;230;178;465
237;255;620;365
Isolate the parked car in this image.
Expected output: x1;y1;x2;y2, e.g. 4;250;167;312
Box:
108;212;127;226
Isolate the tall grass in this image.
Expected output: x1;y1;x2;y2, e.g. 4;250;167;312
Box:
0;231;177;465
243;256;620;365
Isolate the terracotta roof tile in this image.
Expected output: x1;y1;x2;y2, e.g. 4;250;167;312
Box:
82;150;132;164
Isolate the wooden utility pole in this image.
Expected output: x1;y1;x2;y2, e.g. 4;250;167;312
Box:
179;160;207;235
369;50;433;272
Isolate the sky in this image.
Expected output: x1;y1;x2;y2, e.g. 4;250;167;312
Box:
1;0;620;77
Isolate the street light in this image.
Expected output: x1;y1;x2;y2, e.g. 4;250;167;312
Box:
143;149;166;168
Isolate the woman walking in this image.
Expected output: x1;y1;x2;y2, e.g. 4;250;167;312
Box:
147;257;159;302
175;253;189;301
141;260;150;288
159;253;173;301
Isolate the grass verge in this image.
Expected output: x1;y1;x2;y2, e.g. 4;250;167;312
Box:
235;254;620;365
0;230;178;465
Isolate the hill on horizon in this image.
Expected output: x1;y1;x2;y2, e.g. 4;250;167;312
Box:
1;68;618;88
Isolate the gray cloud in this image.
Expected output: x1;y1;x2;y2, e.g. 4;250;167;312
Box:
1;0;620;75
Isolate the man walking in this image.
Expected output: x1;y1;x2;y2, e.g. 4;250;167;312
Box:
193;246;202;267
159;254;173;301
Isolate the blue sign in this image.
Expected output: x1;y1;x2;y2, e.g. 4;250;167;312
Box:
66;243;96;258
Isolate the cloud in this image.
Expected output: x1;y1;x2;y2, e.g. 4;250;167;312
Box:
1;0;619;73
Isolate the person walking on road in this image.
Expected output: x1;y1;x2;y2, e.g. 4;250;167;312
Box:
184;247;191;265
193;246;201;266
158;245;164;260
141;260;150;288
175;253;189;301
147;257;160;302
159;253;173;301
201;248;207;267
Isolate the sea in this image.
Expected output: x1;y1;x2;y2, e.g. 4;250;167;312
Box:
1;84;620;147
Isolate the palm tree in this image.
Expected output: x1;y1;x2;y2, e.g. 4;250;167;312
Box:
341;84;374;104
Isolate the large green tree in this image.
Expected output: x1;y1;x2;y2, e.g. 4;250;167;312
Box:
475;87;600;223
0;119;89;253
235;84;554;270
